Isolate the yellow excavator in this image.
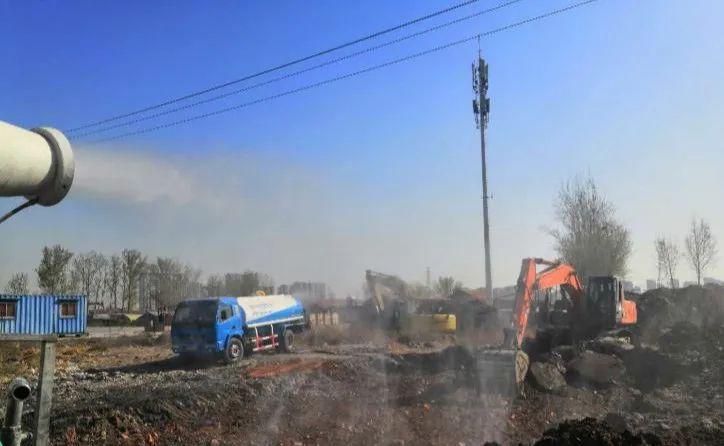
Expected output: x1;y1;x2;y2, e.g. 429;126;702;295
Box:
364;270;456;334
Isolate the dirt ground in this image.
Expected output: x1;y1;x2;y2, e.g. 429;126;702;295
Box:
0;285;722;445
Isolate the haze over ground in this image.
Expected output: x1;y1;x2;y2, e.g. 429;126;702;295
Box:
2;0;723;296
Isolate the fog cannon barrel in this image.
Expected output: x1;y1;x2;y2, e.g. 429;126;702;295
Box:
0;120;74;206
1;377;32;446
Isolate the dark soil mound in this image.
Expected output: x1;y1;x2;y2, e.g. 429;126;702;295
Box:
631;285;724;343
619;347;694;392
663;422;724;445
533;418;662;446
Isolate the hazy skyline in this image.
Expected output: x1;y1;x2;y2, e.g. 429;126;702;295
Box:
3;0;723;296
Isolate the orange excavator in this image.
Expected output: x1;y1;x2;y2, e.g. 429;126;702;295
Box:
506;258;637;350
476;258;637;395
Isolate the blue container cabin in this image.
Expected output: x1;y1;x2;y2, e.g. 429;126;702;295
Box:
0;295;87;336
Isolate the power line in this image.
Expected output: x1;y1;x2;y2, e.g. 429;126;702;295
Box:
71;0;525;139
84;0;599;144
67;0;485;133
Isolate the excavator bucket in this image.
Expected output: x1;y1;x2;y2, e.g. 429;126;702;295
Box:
474;348;529;396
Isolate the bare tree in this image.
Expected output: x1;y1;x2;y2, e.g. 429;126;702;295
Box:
155;257;182;309
182;265;203;300
224;273;243;295
140;258;203;310
90;253;108;306
71;251;107;303
121;249;146;312
434;276;462;298
146;257;203;309
5;273;29;294
69;256;87;295
550;175;632;279
206;274;224;297
225;271;274;296
685;218;718;285
104;255;123;311
36;245;74;294
655;237;680;289
408;283;434;299
250;271;275;295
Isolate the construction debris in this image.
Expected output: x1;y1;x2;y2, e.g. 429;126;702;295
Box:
631;284;724;342
0;283;721;445
528;362;566;393
567;350;625;386
585;336;635;356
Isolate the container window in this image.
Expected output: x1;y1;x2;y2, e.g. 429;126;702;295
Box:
0;302;16;319
60;301;77;318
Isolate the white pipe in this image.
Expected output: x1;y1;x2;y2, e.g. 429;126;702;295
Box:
0;121;74;206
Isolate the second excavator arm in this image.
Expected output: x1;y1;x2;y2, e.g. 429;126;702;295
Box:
365;270;410;315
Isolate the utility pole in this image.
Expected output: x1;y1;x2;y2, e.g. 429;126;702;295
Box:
426;267;431;288
473;57;492;299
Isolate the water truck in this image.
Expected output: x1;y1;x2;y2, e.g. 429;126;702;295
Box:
171;295;307;363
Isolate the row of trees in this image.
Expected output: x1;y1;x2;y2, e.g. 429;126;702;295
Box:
206;272;275;297
3;245;277;312
551;175;718;287
655;219;718;288
433;276;463;297
46;247;147;311
404;276;464;300
5;246;156;311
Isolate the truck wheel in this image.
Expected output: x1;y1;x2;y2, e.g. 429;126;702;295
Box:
224;338;244;364
280;329;295;353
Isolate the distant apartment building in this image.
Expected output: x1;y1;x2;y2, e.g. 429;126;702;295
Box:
493;285;516;301
646;278;679;290
704;277;724;286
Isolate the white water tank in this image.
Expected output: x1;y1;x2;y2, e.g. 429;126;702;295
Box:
0;120;74;205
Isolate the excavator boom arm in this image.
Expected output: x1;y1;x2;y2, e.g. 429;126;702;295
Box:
510;258;584;348
365;270;410;315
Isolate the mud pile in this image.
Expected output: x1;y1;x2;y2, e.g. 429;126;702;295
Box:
631;284;724;342
531;417;724;446
533;417;662;445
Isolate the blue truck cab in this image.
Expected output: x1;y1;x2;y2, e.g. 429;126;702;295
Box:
171;295;307;363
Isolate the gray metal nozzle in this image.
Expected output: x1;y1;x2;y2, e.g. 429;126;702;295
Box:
8;379;31;402
1;377;31;446
0;121;75;206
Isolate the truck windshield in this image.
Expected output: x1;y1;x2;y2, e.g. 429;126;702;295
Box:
173;301;218;327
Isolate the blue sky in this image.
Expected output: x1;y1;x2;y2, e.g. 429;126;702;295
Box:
2;0;723;295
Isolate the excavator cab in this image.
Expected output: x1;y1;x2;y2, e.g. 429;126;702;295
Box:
581;276;621;335
583;276;637;332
